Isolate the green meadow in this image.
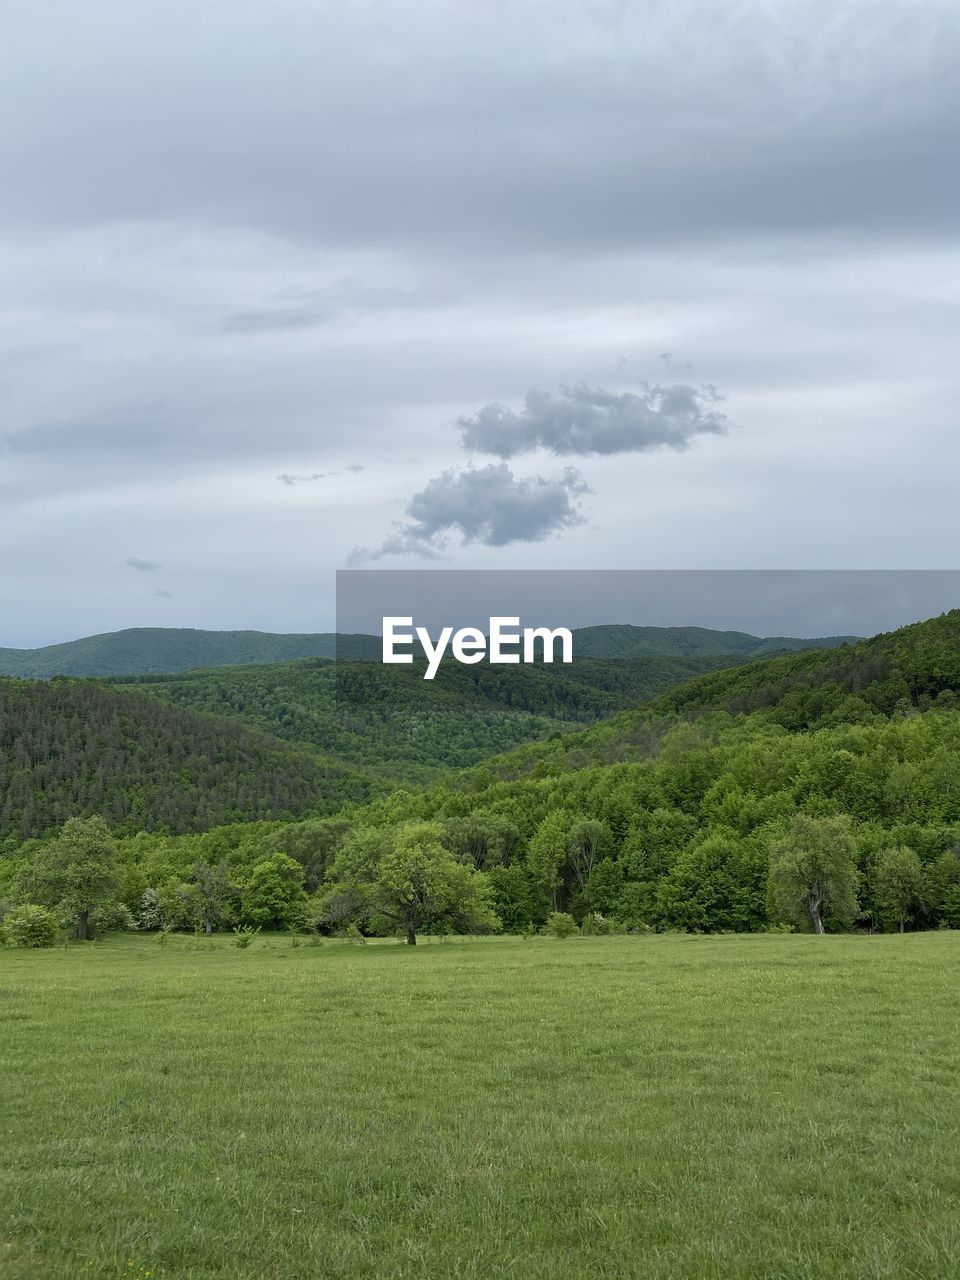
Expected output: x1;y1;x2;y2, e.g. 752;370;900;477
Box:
3;932;960;1279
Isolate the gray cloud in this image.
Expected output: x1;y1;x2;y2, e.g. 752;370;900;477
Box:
277;472;334;486
458;382;728;458
351;464;589;562
278;465;364;486
153;589;173;599
219;281;442;336
1;2;957;253
126;557;161;572
0;1;958;643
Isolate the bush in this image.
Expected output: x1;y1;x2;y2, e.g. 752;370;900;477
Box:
89;901;135;936
545;911;579;940
137;888;164;931
580;911;625;936
232;925;260;949
2;904;59;948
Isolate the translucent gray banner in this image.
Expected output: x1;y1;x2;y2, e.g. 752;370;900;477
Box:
336;569;960;650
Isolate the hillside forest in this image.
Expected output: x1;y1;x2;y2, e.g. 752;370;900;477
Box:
3;612;960;943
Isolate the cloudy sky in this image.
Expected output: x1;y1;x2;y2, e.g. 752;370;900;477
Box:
2;0;958;645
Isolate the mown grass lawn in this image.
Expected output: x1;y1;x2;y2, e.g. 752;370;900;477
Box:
2;931;959;1279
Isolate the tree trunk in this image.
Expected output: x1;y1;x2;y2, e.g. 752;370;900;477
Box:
205;918;213;935
406;926;417;946
899;920;905;934
809;897;824;934
76;910;89;941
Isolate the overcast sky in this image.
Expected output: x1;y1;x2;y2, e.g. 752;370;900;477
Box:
2;0;958;645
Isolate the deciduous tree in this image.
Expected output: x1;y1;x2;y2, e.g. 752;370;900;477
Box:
331;821;499;944
872;846;923;932
16;815;120;940
768;814;860;934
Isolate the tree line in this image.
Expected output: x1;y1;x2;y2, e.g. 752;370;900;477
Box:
5;704;960;945
6;611;960;944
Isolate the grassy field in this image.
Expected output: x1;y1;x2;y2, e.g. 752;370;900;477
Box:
3;933;960;1279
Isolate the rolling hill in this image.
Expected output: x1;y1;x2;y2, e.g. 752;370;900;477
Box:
448;609;960;783
0;629;341;677
109;653;753;781
6;611;960;938
0;677;373;842
0;624;859;679
569;624;859;659
322;608;960;936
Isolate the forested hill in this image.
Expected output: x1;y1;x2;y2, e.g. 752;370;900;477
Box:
651;608;960;727
109;653;751;781
316;608;960;936
0;678;372;841
0;629;342;677
6;610;960;936
0;623;858;678
570;624;858;659
461;610;960;780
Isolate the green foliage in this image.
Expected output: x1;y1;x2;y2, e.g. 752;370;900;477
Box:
240;853;307;929
9;610;960;940
191;859;238;934
487;863;543;932
110;653;753;785
768;815;860;934
15;815;121;939
942;883;960;930
527;810;572;911
0;622;853;679
545;911;579;939
330;821;500;944
872;846;924;932
261;818;353;891
232;925;260;949
923;850;960;922
88;900;135;936
440;812;520;870
0;676;371;839
0;627;346;678
657;834;767;933
137;887;164;930
579;911;622;936
1;903;59;947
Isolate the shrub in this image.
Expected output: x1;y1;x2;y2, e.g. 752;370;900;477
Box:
137;888;164;931
232;925;260;949
545;911;579;940
2;904;59;948
580;911;625;936
89;901;135;936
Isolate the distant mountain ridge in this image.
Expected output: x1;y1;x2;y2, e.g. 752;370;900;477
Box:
0;624;861;679
0;629;343;678
569;625;859;660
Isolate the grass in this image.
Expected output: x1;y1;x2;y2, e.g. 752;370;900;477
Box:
2;932;960;1279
